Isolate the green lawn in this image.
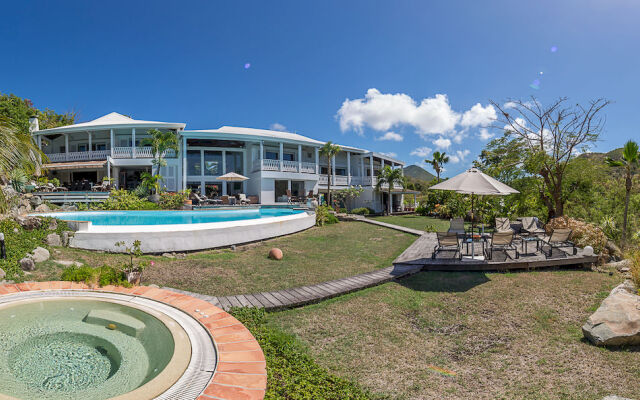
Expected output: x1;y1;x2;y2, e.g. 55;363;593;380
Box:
268;269;636;400
35;221;415;296
370;214;451;231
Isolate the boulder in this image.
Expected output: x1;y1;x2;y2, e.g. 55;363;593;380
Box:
53;260;82;267
62;231;74;247
606;240;623;261
602;396;633;400
29;196;42;207
47;218;57;230
15;216;42;230
19;257;35;271
0;268;5;280
46;233;62;247
61;204;77;212
36;204;51;213
583;281;640;346
30;247;50;263
162;253;175;258
604;259;631;272
2;186;18;199
268;248;283;260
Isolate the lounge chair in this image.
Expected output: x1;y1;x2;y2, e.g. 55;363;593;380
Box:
484;231;519;260
432;232;462;260
221;195;229;205
521;217;545;236
495;217;514;233
237;193;249;205
542;228;577;258
192;192;213;206
448;218;465;236
286;190;298;203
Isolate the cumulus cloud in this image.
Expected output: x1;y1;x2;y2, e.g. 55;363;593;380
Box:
478;128;494;141
379;151;397;158
270;123;287;131
449;149;471;164
410;146;433;158
376;131;403;142
460;103;496;128
433;137;452;150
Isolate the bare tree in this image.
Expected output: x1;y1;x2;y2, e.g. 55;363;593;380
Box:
490;97;610;219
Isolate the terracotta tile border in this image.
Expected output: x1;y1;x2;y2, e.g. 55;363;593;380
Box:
0;281;267;400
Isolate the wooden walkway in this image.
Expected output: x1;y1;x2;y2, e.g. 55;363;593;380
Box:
354;216;426;236
394;232;599;271
164;264;422;311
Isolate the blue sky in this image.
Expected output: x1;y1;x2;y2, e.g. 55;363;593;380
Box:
2;0;639;177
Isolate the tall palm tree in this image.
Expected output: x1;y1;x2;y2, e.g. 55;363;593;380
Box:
141;129;180;175
424;151;449;182
376;165;405;215
319;142;341;207
0;116;45;180
606;140;640;246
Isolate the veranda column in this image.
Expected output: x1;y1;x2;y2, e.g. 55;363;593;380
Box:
331;155;336;185
182;136;187;190
347;151;351;185
279;142;284;171
65;134;69;161
369;155;374;186
131;128;136;158
298;144;302;173
110;129;114;157
360;154;364;180
259;141;264;171
88;132;92;160
222;150;227;195
315;147;319;174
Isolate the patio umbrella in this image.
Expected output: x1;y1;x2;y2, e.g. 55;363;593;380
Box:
429;168;519;259
217;172;249;182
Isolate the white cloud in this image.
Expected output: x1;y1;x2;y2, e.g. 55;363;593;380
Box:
337;89;460;135
452;133;465;144
376;131;403;142
503;101;518;109
270;122;287;131
433;137;452;150
478;128;494;141
379;151;397;158
449;149;471;164
460;103;496;128
410;146;433;158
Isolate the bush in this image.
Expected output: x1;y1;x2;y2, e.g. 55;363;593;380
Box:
61;264;130;287
159;191;188;210
546;216;608;254
338;207;348;214
626;249;640;290
97;189;159;210
350;207;370;215
315;205;339;226
415;203;429;216
231;308;371;400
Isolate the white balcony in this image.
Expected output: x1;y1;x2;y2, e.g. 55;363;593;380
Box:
281;160;298;172
252;159;318;174
45;150;110;162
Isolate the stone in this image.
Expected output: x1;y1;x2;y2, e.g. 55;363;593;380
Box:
148;284;159;288
61;204;77;212
606;240;623;260
605;259;631;272
30;247;50;263
15;216;42;231
602;396;633;400
53;260;82;267
176;253;186;259
583;281;640;346
62;231;73;247
19;257;35;271
29;196;42;207
46;233;62;247
2;186;18;199
162;253;175;258
0;268;5;280
268;248;283;260
36;204;51;214
23;193;33;199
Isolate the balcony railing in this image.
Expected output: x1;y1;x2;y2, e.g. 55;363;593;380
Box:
45;150;110;162
252;159;318;174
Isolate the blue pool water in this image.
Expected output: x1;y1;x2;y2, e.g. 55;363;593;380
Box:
40;207;304;226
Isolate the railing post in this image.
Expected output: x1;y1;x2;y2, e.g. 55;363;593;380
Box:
298;145;302;173
279;142;283;171
132;128;136;158
110;129;114;158
347;151;351;186
65;134;69;162
369;155;374;187
315;147;319;174
88;131;92;160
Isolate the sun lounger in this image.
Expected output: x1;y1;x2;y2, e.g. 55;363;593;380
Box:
495;217;514;233
484;231;519;260
432;232;462;260
542;228;577;258
448;218;465;235
521;217;545;236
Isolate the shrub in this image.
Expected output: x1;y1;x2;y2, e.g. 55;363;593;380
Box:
350;207;370;215
315;205;339;226
231;308;371;400
416;203;429;216
97;189;159;210
61;264;130;287
546;216;608;254
338;207;347;214
159;191;188;210
626;249;640;290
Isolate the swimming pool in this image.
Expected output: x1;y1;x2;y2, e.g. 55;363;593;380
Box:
40;207;304;226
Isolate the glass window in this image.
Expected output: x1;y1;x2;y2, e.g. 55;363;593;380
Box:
283;153;295;161
187;150;201;176
265;151;279;160
77;144;87;152
93;143;106;151
205;183;221;197
227;182;242;195
204;151;223;176
320;167;328;174
336;168;346;176
225;152;243;174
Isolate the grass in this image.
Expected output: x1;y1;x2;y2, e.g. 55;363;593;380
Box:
33;221;415;296
268;269;636;400
369;214;451;231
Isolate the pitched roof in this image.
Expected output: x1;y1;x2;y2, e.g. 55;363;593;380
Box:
184;126;325;145
35;112;186;134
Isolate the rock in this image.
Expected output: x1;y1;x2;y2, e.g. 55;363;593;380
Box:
605;259;631;272
29;196;42;207
46;233;61;247
15;216;42;230
23;193;33;199
175;253;186;259
148;284;159;288
606;240;623;260
2;186;18;199
35;204;51;213
602;396;634;400
62;231;73;247
583;281;640;346
30;246;50;263
0;268;5;280
19;257;35;271
162;253;175;258
61;204;77;212
53;260;82;267
268;248;283;260
47;218;57;230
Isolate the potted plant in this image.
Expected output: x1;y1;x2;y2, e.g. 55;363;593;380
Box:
141;172;163;203
115;240;150;285
182;188;192;206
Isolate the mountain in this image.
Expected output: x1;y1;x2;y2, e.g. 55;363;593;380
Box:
578;148;623;163
403;165;436;182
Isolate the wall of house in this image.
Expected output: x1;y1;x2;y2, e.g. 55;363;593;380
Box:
261;178;275;204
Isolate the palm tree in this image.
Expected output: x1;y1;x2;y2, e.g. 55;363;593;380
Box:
606;140;640;246
319;142;341;207
376;166;405;215
424;151;449;182
141;129;179;175
140;172;163;196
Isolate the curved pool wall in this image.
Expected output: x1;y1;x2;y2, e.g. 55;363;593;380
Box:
0;290;218;400
39;207;316;253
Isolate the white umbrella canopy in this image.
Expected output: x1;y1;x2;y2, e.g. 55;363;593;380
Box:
217;172;249;182
429;168;519;195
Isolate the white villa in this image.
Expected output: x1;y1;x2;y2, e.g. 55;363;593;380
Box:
31;112;408;212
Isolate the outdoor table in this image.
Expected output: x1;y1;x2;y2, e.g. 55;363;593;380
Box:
462;233;489;257
520;235;543;255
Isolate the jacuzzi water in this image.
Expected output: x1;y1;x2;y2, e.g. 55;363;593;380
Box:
39;207;304;226
0;299;175;399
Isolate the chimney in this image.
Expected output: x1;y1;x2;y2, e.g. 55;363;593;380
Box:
28;116;39;133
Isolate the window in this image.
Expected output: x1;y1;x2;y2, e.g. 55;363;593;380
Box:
265;151;279;160
225;152;243;174
320;167;328;175
204;151;223;176
282;153;295;161
336;168;346;176
77;144;87;152
93;143;106;151
227;182;242;195
187;150;201;176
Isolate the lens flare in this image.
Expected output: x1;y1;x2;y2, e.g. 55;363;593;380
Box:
550;46;558;53
529;79;540;90
427;365;456;377
244;63;251;69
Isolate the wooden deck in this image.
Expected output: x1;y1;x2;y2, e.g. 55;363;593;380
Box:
394;233;598;271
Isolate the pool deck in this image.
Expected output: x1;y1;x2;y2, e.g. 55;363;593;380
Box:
0;282;267;400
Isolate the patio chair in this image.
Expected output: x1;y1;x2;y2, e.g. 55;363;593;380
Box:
542;228;577;258
521;217;545;236
432;232;462;260
286;190;298;203
448;218;465;236
495;217;514;233
192;192;213;206
221;195;230;205
484;231;519;260
237;193;249;205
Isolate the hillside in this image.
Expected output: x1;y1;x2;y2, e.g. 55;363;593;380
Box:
403;165;435;181
578;147;623;163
